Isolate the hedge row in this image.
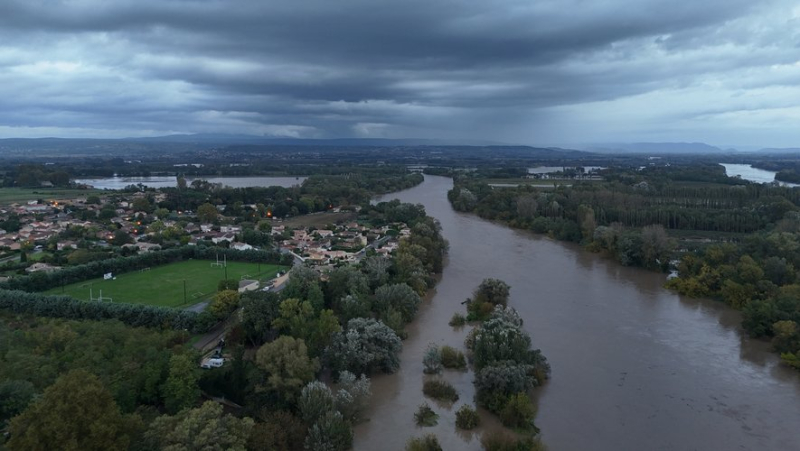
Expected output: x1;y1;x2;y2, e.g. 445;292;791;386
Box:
0;289;211;332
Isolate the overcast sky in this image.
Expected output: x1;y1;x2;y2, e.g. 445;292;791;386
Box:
1;0;799;148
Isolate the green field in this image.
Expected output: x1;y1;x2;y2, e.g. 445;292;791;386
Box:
45;260;286;308
0;187;104;205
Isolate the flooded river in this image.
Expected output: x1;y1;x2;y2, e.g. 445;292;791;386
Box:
355;175;800;450
720;163;799;187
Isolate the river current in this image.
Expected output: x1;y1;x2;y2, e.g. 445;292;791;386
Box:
354;175;800;451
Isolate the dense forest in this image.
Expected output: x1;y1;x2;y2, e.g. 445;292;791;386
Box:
0;200;447;450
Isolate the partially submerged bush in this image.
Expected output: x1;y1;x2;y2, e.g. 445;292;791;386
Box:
406;434;443;451
422;379;458;403
499;392;537;431
481;431;546;451
455;404;480;430
440;346;466;370
422;343;442;374
414;403;439;427
449;312;466;327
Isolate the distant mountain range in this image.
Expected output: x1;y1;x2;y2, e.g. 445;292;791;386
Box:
0;134;591;160
586;142;730;154
125;134;510;147
586;142;800;154
0;134;796;155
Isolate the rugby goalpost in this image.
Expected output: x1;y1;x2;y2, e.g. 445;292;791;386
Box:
210;253;227;268
88;287;113;302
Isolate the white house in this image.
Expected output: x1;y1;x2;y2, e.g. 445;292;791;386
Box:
231;242;254;251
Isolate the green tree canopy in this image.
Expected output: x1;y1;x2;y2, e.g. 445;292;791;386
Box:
8;369;132;451
144;401;253;451
197;203;218;223
255;336;319;403
210;289;239;320
161;353;201;414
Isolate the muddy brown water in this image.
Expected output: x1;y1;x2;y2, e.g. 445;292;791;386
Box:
354;175;800;451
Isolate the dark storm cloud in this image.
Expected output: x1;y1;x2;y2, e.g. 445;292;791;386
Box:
0;0;798;145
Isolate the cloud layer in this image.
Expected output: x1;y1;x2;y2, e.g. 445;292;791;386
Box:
1;0;799;146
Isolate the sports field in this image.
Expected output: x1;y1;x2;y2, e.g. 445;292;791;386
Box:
44;260;286;308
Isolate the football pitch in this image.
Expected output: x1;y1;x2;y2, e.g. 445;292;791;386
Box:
45;260;286;308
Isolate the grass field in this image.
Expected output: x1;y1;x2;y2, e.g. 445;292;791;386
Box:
0;187;103;205
278;211;357;228
45;260;286;308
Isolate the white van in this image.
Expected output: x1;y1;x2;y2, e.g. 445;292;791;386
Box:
201;358;224;369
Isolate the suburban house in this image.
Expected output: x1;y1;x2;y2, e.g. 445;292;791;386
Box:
231;242;254;251
26;262;62;273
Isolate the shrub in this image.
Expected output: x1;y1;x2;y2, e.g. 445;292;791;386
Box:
374;283;422;323
474;279;510;305
414;403;439;427
455;405;480;430
466;299;495;322
422;379;458;403
298;381;336;425
481;431;546;451
499;392;537;430
406;434;443;451
248;411;306;451
422;344;442;374
448;312;466;327
304;410;353;451
335;371;371;423
464;327;479;351
217;279;238;291
440;346;466;370
466;279;511;321
474;361;535;411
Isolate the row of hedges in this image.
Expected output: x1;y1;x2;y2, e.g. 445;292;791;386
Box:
0;290;210;332
0;245;291;293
